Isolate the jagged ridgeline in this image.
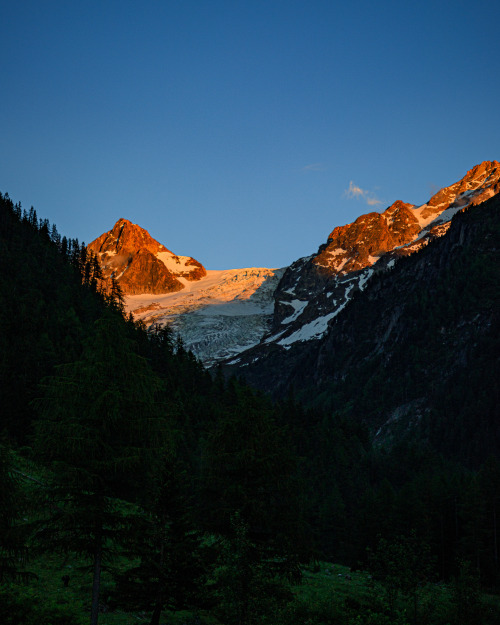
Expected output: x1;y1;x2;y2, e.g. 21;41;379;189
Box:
222;160;500;378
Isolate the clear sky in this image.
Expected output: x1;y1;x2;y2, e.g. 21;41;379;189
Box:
2;0;499;269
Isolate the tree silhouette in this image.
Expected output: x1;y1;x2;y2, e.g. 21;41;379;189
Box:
34;310;164;625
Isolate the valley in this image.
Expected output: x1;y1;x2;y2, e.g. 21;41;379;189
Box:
2;160;499;625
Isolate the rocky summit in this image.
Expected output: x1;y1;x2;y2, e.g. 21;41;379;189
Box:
87;218;206;295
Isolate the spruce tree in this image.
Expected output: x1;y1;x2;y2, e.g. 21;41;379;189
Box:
34;309;165;625
199;382;307;582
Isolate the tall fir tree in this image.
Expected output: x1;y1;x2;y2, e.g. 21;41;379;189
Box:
34;309;165;625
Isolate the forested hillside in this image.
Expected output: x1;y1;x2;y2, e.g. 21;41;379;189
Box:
1;190;500;624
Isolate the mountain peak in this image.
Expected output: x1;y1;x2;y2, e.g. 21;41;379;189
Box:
425;160;500;211
90;218;172;256
314;198;421;277
88;219;206;295
314;160;500;279
465;159;499;179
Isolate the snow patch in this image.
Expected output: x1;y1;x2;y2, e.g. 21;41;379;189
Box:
264;329;286;344
412;204;439;228
277;284;354;346
428;204;467;226
281;299;309;324
335;258;348;272
156;251;199;275
278;309;339;345
358;269;373;291
325;247;346;257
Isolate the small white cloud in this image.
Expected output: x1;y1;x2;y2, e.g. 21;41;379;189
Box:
345;181;365;199
344;181;382;206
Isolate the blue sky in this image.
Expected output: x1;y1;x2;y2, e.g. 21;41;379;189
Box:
2;0;499;268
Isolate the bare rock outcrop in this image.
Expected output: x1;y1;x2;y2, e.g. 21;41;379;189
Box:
88;218;206;295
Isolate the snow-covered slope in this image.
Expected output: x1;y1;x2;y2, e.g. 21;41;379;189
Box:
126;267;285;366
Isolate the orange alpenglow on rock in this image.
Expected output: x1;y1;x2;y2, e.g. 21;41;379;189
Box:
87;218;206;295
314;200;419;276
312;160;500;277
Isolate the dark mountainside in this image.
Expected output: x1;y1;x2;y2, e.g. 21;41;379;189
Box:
225;195;500;466
2;185;500;625
296;196;500;461
0;194;307;624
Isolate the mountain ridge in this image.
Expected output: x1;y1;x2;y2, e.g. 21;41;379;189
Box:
88;161;499;367
234;159;500;358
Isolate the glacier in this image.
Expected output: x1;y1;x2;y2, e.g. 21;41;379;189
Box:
125;267;285;366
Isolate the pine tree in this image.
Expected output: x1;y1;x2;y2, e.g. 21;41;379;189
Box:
210;512;293;625
34;310;165;625
109;275;125;311
199;383;307;580
368;531;434;624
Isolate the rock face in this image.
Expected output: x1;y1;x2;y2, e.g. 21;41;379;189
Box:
223;160;500;379
315;200;419;276
116;248;184;295
87;218;206;295
277;160;500;306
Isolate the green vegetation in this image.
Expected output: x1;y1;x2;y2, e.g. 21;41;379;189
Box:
8;548;500;625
